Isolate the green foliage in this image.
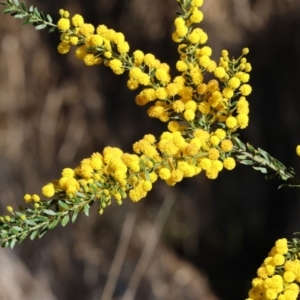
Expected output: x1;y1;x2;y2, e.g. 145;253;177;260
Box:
232;136;300;188
0;0;56;32
0;197;95;248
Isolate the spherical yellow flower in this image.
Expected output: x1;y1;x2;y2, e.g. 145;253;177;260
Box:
89;34;103;47
117;41;130;53
296;145;300;156
198;101;210;114
72;14;84;27
199;55;211;68
222;87;234;99
237;97;249;114
24;194;32;203
275;238;288;254
226;116;238;129
283;271;296;283
83;53;96;66
264;288;277;300
176;24;188;37
57;42;71;54
245;63;252;72
168;121;180;132
228;77;241;89
237;114;249;129
184;109;195;121
240;84;252;96
133;50;144;65
32;194;40;203
166;83;179;97
257;266;268;279
214;128;226;140
57;18;70;31
159;168;171;180
272;254;285;266
206;168;218;179
144;53;157;68
223;157;236;170
6;206;13;213
156;68;171;84
189;8;203;23
42;183;55;198
214;67;226;79
70;36;79;45
210;135;220;146
191;0;203;6
208;148;220;160
221;139;233;152
176;60;188;72
109;59;124;74
75;45;87;60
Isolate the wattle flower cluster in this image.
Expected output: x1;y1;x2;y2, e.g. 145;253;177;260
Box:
3;0;253;217
0;0;254;248
247;238;300;300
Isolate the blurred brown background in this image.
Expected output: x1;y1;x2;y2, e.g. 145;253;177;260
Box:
1;0;300;299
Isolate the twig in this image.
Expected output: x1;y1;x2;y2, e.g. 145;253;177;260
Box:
122;194;175;300
101;212;136;300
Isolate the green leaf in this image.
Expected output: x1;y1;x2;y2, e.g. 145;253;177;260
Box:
253;166;267;173
38;216;49;222
3;7;15;13
19;232;28;241
21;2;26;11
236;155;247;160
11;228;19;235
61;215;69;227
0;231;8;238
72;210;79;223
76;192;88;199
247;144;255;154
14;13;26;18
239;159;254;165
25;219;36;226
10;239;17;249
30;230;38;240
48;218;58;229
12;226;22;232
46;14;52;22
83;203;89;217
29;5;33;12
58;200;69;210
258;148;270;163
35;23;47;30
13;0;19;6
43;209;56;216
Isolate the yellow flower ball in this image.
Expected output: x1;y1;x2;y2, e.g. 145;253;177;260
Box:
296;145;300;156
208;148;220;160
6;206;13;213
183;109;195;121
221;140;233;152
239;84;252;96
226;116;238;129
57;18;70;31
159;168;171;180
223;157;236;170
283;271;296;283
42;183;55;198
72;14;84;27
